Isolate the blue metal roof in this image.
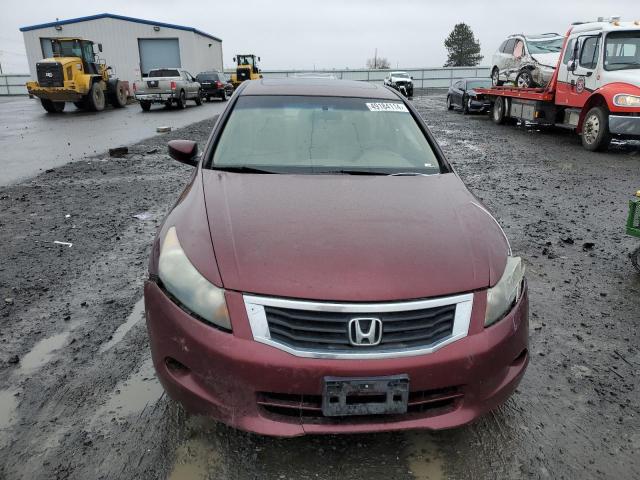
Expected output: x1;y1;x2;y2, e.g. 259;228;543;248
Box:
19;13;222;42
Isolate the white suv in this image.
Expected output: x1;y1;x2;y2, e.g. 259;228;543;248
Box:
491;34;564;88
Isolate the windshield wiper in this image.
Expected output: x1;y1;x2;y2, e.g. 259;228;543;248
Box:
211;166;277;174
316;169;388;175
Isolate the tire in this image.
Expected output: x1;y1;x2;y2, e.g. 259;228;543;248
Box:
462;94;470;115
108;80;127;108
176;90;186;109
631;245;640;273
41;99;65;113
85;82;106;111
195;91;203;106
492;96;507;125
491;68;504;87
73;101;85;110
140;101;151;112
516;70;534;88
446;95;453;111
206;96;211;102
220;89;227;101
581;106;612;152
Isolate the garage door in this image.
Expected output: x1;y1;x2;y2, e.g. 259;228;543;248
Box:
138;38;181;76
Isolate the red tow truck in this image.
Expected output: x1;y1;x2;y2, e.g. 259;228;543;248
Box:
476;17;640;151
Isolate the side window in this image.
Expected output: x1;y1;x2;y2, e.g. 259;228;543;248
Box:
579;36;600;69
453;81;462;89
503;39;516;54
513;40;524;59
562;38;576;64
498;40;508;53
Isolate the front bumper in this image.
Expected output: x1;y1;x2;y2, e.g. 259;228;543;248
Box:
609;115;640;137
469;98;491;111
144;282;529;437
135;93;175;103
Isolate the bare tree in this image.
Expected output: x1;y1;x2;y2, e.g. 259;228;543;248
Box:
366;57;390;69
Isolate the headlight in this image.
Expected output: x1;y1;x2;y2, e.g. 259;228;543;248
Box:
613;94;640;107
158;227;231;330
485;256;525;327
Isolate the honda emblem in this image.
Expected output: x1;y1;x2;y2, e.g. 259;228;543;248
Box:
348;318;382;346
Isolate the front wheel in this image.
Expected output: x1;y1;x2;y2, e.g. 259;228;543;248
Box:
195;91;203;106
220;89;227;101
85;82;106;111
41;99;65;113
446;95;453;110
462;95;470;115
581;106;612;152
631;246;640;273
516;70;534;88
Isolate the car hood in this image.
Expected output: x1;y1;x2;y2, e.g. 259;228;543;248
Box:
602;70;640;87
201;170;508;301
530;52;560;68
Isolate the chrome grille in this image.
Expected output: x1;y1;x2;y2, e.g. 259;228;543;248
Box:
244;293;474;359
264;304;455;351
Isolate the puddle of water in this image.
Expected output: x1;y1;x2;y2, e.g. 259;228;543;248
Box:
99;298;145;353
94;359;163;423
405;432;445;480
19;332;70;373
168;438;220;480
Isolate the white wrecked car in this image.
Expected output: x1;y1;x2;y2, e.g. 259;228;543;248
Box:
491;33;564;88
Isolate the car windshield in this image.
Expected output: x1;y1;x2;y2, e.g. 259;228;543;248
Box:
527;37;564;54
211;96;441;174
148;69;180;78
605;31;640;71
466;79;492;90
392;72;410;78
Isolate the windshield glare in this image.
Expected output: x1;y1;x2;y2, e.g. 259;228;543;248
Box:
211;96;441;174
605;32;640;71
527;38;564;54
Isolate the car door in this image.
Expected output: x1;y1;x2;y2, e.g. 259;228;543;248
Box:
510;39;526;80
565;35;601;107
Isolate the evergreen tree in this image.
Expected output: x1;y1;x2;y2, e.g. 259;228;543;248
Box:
444;23;483;67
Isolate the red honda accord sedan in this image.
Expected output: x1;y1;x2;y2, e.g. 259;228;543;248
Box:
144;78;529;437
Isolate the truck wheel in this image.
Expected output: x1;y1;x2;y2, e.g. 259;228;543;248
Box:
108;80;127;108
516;70;534;88
491;68;504;87
73;101;85;110
177;90;186;109
492;97;507;124
446;95;453;110
140;101;151;112
195;90;203;106
41;99;65;113
86;82;106;111
581;106;612;152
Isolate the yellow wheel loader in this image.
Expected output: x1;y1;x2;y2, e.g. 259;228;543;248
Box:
26;38;127;113
230;54;262;89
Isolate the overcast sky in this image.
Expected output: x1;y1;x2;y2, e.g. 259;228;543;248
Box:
1;0;638;73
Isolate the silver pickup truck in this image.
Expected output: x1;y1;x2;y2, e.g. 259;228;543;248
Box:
133;68;202;111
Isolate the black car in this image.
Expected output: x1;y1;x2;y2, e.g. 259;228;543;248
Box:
446;78;492;114
195;71;234;101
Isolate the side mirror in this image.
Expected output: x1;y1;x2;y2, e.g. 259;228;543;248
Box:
567;60;576;72
168;140;198;167
98;43;103;52
410;76;413;80
233;57;236;62
258;57;261;61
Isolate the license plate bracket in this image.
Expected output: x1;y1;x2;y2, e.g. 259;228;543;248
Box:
322;375;409;417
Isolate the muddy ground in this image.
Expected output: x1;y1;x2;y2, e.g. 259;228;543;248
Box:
0;92;639;480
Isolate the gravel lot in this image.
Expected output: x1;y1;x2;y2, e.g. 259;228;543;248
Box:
0;92;639;480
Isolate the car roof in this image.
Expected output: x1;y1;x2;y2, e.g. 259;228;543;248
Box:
239;78;400;99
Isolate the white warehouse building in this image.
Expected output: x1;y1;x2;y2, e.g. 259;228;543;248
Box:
20;13;223;88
